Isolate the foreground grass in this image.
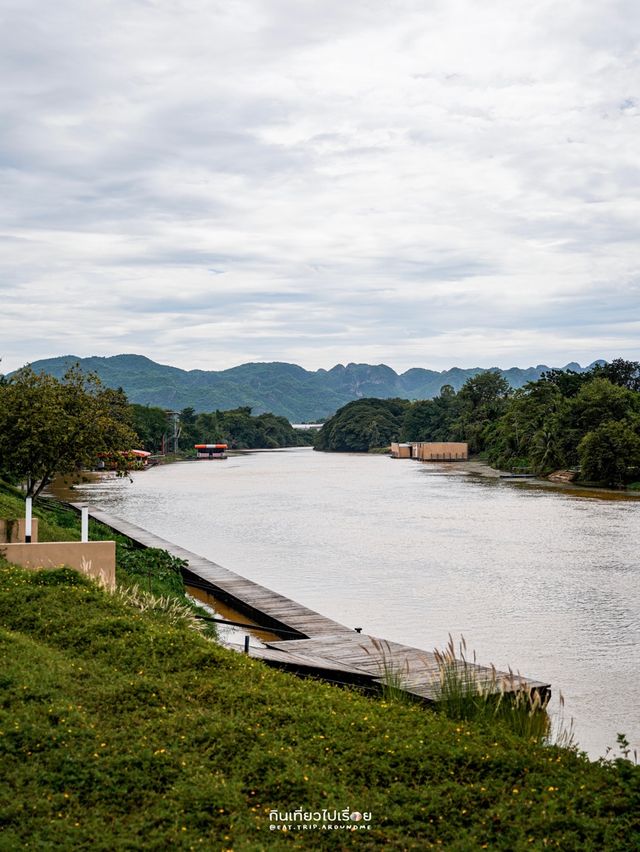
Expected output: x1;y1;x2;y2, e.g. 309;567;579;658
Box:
0;566;638;850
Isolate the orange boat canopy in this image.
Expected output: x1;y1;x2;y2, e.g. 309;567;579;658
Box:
194;444;228;449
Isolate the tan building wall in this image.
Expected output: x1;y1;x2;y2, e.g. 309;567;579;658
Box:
414;442;468;461
0;518;39;543
390;443;413;458
1;541;115;590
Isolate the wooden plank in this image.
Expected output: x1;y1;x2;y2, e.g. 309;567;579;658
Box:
224;643;375;677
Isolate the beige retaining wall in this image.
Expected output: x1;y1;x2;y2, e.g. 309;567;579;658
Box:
0;518;39;543
1;541;115;590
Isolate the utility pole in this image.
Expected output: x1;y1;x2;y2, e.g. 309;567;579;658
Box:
165;410;180;453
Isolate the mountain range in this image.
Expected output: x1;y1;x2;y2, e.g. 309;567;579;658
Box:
19;354;602;422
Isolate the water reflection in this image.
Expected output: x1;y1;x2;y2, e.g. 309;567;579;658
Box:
56;450;640;759
186;587;279;648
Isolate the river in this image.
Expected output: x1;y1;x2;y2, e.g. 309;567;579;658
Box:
61;448;640;760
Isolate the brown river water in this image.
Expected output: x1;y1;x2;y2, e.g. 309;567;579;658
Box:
57;448;640;759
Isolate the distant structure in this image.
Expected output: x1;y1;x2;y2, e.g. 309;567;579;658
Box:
194;443;228;460
391;442;468;461
391;442;413;459
290;423;323;431
164;410;180;453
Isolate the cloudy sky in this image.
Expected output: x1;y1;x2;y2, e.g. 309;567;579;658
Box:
1;0;639;374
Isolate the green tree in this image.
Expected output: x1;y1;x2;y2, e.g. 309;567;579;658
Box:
401;389;459;442
315;398;409;452
194;411;224;443
253;412;301;449
130;404;168;453
570;378;640;434
578;420;640;486
179;407;199;447
218;407;258;448
453;371;512;454
591;358;640;392
529;422;566;473
100;386;133;428
539;368;590;398
0;366;136;497
487;381;568;472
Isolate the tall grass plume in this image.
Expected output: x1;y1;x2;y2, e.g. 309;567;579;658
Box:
433;634;574;747
362;636;413;703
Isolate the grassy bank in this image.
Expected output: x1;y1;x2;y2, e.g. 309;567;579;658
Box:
0;565;638;849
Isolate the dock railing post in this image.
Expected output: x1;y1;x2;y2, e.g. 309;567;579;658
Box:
244;635;250;654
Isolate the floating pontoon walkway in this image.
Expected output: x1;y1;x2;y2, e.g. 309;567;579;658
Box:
79;506;550;703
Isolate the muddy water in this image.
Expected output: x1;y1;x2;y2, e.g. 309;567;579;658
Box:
60;449;640;759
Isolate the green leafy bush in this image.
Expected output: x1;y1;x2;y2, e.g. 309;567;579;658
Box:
116;546;187;597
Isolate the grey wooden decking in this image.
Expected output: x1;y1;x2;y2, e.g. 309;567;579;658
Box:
266;634;549;701
81;506;550;702
81;506;353;639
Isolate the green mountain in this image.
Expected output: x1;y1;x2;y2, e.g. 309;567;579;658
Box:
16;354;601;422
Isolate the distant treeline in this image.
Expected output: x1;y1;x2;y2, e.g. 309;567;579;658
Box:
132;404;312;452
314;359;640;487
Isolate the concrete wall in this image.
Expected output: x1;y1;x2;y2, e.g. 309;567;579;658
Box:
414;442;468;461
0;518;39;543
1;541;115;590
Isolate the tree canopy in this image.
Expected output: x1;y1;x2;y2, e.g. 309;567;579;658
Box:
128;403;310;453
179;406;309;450
0;366;137;497
314;398;409;452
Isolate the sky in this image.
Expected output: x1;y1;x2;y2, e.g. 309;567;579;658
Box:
1;0;639;374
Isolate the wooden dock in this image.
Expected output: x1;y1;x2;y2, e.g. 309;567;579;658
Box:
80;506;353;640
78;505;550;703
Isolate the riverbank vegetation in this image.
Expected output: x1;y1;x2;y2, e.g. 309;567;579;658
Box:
314;398;410;452
316;359;640;487
131;403;312;452
1;561;639;849
0;365;310;495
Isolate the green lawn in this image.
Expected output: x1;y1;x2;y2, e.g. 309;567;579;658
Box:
0;564;638;850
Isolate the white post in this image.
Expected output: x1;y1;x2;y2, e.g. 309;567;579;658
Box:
81;507;89;543
25;497;32;543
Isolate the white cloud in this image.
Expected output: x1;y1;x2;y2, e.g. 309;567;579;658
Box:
1;0;639;373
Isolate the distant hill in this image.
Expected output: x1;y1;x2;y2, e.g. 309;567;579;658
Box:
17;354;603;422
